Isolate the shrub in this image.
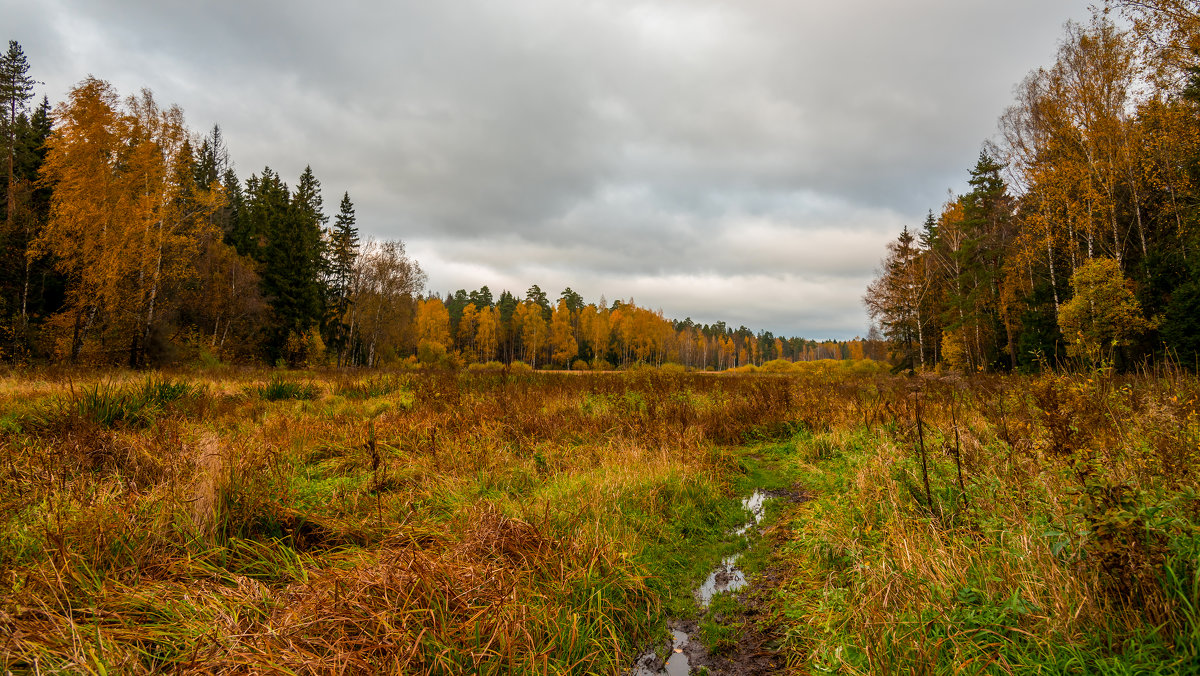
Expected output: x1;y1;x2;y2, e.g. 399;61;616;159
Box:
417;341;460;369
256;377;320;401
283;328;327;368
336;375;405;400
760;359;796;373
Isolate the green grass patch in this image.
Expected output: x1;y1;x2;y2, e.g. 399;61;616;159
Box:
254;376;320;401
21;375;200;431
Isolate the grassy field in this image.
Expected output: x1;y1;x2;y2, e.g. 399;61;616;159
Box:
0;363;1197;674
765;369;1200;674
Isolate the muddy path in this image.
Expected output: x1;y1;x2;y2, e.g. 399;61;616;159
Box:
631;453;812;676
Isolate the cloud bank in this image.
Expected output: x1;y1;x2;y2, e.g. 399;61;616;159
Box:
6;0;1092;337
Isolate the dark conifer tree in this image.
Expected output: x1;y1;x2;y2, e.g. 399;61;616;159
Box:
326;191;359;361
497;290;518;361
918;210;937;249
0;44;50;358
257;166;326;353
469;285;493;308
446;289;469;335
232;167;322;358
2;40;36;229
526;284;551;319
559;287;584;313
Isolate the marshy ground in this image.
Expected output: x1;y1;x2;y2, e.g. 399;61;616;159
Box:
0;363;1197;674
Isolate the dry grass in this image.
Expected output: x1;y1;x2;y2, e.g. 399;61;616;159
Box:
774;370;1200;673
0;367;826;674
4;365;1195;673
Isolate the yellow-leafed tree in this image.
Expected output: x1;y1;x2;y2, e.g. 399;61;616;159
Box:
476;305;499;362
416;297;451;349
36;78;221;363
458;302;478;356
550;298;576;368
1058;257;1153;361
514;301;547;367
580;303;610;366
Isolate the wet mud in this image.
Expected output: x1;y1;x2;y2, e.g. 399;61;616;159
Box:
631;483;808;675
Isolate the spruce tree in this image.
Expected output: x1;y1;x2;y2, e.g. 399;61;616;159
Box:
217;166;242;239
256;166;327;357
2;41;36;230
328;191;359;302
497;290;518;361
446;289;470;335
326;191;359;361
0;42;40;353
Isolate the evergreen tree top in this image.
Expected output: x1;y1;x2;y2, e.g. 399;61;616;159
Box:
1;41;38;121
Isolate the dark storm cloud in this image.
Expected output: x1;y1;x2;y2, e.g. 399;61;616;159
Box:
6;0;1092;337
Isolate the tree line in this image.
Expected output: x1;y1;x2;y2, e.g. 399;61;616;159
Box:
865;2;1200;372
411;286;878;370
0;41;869;369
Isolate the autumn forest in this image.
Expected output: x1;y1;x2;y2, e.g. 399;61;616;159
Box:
865;8;1200;373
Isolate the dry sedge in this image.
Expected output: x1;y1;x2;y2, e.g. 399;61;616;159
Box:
0;369;807;673
1;366;1197;674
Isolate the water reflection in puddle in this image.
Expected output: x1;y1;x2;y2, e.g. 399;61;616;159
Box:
696;555;748;607
631;629;690;676
743;490;767;523
734;490;768;536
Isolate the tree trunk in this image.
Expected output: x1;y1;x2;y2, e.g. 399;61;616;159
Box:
141;222;165;366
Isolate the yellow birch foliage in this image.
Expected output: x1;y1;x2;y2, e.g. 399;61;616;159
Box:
514;301;547;367
458;303;478;353
416;298;451;348
550;298;576;367
1058;257;1153;360
581;303;610;364
34;77;124;351
475;306;499;362
35;78;221;361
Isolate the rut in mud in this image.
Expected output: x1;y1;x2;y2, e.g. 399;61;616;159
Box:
632;481;810;676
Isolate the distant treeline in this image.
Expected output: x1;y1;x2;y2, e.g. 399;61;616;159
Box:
411;287;881;370
866;4;1200;372
0;41;868;369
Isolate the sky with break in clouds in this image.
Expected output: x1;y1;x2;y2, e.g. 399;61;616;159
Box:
5;0;1094;338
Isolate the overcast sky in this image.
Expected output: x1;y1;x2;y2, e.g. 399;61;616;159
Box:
6;0;1093;339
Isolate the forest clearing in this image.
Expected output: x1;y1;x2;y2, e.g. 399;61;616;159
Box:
4;1;1200;673
1;362;1197;674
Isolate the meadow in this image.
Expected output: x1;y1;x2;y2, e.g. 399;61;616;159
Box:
0;362;1197;674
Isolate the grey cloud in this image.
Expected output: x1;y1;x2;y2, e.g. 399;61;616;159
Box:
5;0;1092;338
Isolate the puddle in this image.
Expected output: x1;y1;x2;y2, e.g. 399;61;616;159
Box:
733;490;768;536
743;490;768;524
631;629;691;676
697;555;748;607
630;490;775;674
